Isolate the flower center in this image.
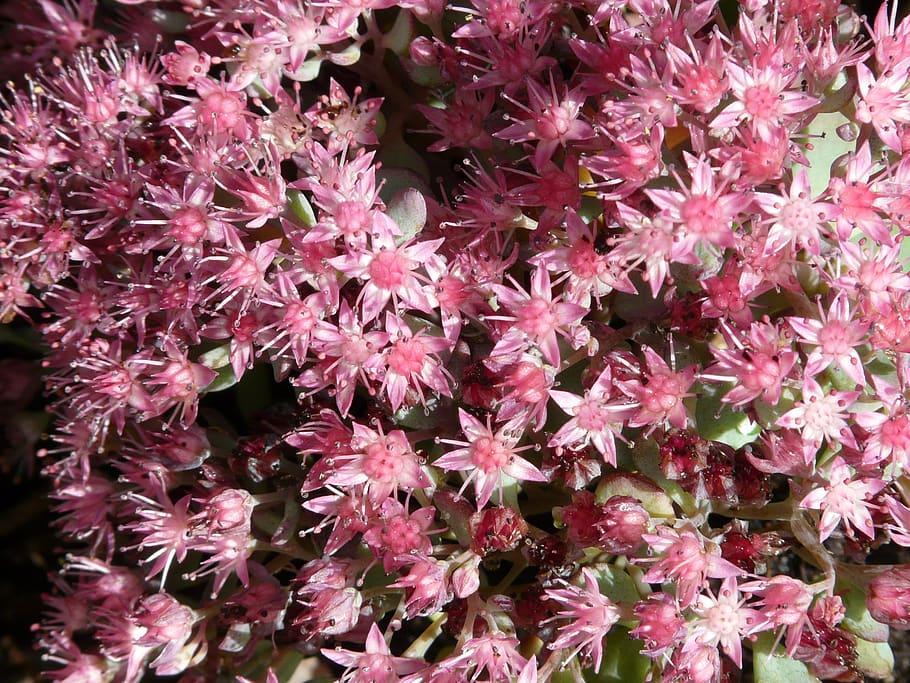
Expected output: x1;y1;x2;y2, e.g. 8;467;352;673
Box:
516;296;556;338
576;398;609;432
779;199;814;235
363;441;405;483
387;339;427;376
335;201;369;237
706;601;741;638
743;84;778;121
368;250;409;290
681;195;722;239
470;436;511;472
169;206;208;246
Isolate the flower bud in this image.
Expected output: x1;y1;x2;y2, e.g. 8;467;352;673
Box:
868;566;910;629
631;593;685;656
469;506;528;556
595;495;649;554
450;552;481;598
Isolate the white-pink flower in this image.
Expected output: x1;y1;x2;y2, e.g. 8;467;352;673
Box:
435;410;546;508
799;456;885;541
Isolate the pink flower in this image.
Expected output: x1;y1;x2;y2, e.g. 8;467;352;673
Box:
494;354;556;431
160;41;210;88
545;568;620;671
740;575;814;656
612;202;697;298
711;63;818;135
300;302;389;415
444;633;527;680
788;294;869;386
799;456;886;541
619;347;696;432
530;209;635;306
753;168;840;255
548;364;630;465
121;492;192;586
495;77;594;168
835;239;910;313
321;623;425;683
829;143;891;244
855;58;910;152
363;498;438;571
631;594;686;656
645;155;746;250
703;321;797;407
380;314;453;412
147;342;217;427
435;409;547;508
123;593;198;681
855;376;910;467
390;558;450;617
640;524;742;608
488;267;587;367
326;422;431;502
330;234;442;323
686;578;766;669
867;565;910;630
777;377;859;449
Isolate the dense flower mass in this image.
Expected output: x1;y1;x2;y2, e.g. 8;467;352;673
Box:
6;0;910;681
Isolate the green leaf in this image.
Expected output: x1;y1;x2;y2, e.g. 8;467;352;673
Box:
377;167;432;207
288;57;324;82
387;188;427;243
595;472;674;517
592;565;641;605
753;633;821;683
695;385;761;449
381;9;414;55
198;344;238;393
287;190;316;227
204;364;239;393
804;112;855;196
583;627;650;682
854;637;895;679
841;586;890;642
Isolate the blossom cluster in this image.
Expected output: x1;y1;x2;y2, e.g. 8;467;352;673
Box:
5;0;910;681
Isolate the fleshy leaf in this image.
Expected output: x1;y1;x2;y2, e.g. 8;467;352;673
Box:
287;189;316;227
695;386;761;449
854;637;894;679
753;633;821;683
804;111;855;196
583;627;650;682
592;564;641;605
388;188;427;244
841;586;890;643
595;472;674;517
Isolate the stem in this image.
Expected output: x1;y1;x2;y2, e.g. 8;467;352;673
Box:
492;557;528;593
402;613;446;658
710;500;794;521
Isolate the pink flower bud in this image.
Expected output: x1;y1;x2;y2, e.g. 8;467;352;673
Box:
811;594;846;627
631;594;685;656
409;37;438;67
595;495;649;553
868;566;910;629
160;41;211;88
469;506;528;556
201;489;254;534
131;593;194;648
451;552;481;598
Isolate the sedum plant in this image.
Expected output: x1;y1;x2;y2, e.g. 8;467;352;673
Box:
4;0;910;681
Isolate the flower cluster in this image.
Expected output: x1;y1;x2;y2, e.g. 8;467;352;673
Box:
6;0;910;681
